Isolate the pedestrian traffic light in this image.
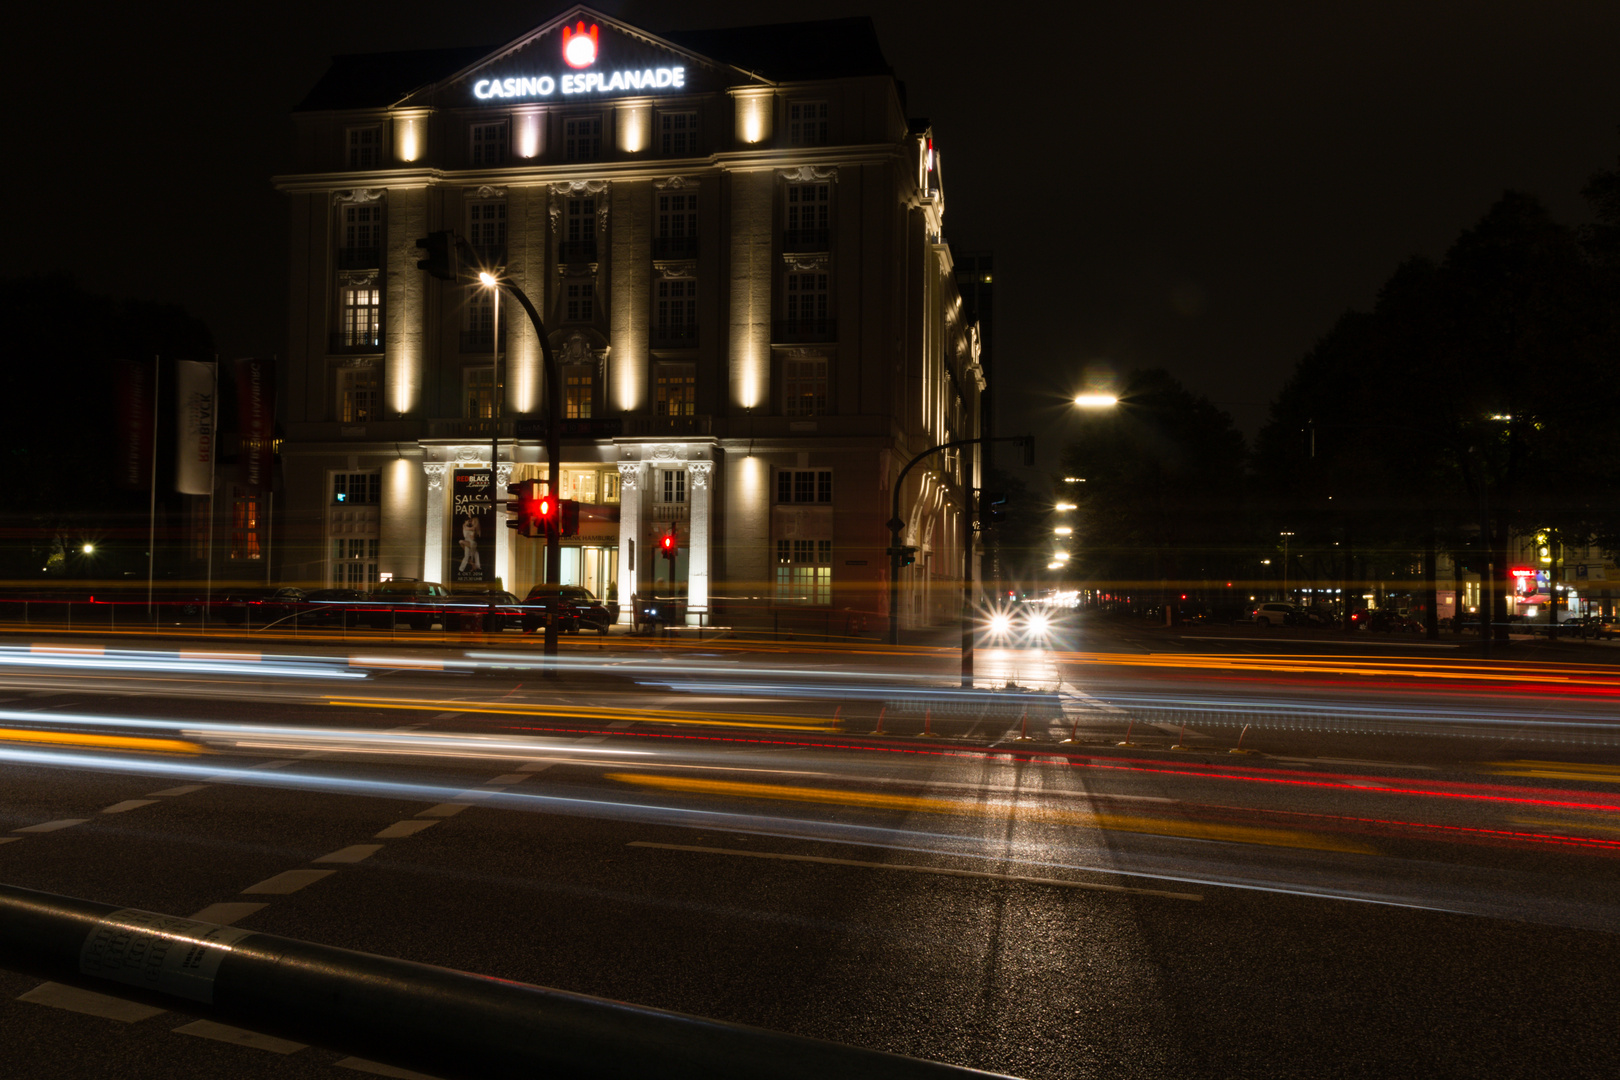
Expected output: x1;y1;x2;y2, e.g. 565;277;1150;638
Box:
560;499;580;538
415;231;459;282
983;491;1007;525
898;545;918;567
660;531;678;561
536;494;558;535
505;480;543;538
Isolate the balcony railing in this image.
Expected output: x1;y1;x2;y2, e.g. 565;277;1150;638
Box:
652;235;699;260
649;501;690;522
782;229;830;252
650;325;699;349
459;326;507;352
336;246;381;270
623;415;711;437
558;240;598;264
773;319;836;344
329;332;382;355
425;418;515;439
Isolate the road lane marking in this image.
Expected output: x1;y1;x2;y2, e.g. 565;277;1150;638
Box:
242;869;336;894
173;1019;307;1054
101;799;157;814
336;1056;446;1079
376;819;439;838
1489;761;1620;784
607;774;1375;854
487;773;529;785
0;837;18;845
18;982;165;1022
315;844;383;864
188;903;268;925
13;819;89;833
148;784;208;796
417;804;470;818
518;760;559;771
628;842;1202;901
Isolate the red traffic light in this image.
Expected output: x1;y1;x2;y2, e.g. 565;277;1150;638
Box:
660;532;678;560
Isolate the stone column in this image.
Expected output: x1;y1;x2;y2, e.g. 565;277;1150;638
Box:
616;462;642;625
422;463;447;583
686;461;713;625
495;461;512;591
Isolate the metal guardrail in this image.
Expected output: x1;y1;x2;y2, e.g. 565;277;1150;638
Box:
0;883;1012;1080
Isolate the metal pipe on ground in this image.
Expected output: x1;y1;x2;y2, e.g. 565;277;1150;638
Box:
0;883;1010;1080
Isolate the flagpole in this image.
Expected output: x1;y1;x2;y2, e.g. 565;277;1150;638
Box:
147;355;159;618
203;359;218;632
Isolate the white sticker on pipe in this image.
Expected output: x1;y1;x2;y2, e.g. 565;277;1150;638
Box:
79;910;253;1004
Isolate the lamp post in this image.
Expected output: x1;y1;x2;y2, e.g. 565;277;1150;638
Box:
1279;531;1294;601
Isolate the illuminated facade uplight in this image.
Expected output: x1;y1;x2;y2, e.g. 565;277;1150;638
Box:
1055;503;1077;511
1053;526;1072;536
1073;393;1118;408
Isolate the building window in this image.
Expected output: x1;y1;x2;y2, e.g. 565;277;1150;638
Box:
655;191;698;258
788;101;828;147
338;204;381;268
464;366;497;420
332;471;380;505
785;272;829;329
471;122;508;166
562;197;596;262
784;357;828;417
337;368;379;423
565;365;594;419
562;467;599;503
776;539;832;605
339;287;381;349
777;469;832;504
333;536;380;586
660;469;687;504
464;288;500;351
565;282;593;322
660;111;697;156
786;183;830;236
654;279;697;346
346;127;380;170
230;492;261;560
564;115;601;161
602;471;621;504
656;363;696;417
467;201;506;263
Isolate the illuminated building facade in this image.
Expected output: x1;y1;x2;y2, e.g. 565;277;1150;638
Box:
275;7;983;629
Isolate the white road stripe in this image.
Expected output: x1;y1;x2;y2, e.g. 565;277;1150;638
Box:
315;844;382;864
173;1019;307;1054
18;982;164;1022
189;903;267;925
13;819;88;833
335;1056;446;1079
375;819;438;838
417;804;469;818
486;773;528;785
242;869;336;894
148;784;208;797
101;800;158;814
628;842;1202;901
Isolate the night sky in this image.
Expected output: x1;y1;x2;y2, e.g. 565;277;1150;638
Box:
9;1;1618;463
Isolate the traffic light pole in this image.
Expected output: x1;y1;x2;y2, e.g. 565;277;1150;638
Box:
887;436;1033;688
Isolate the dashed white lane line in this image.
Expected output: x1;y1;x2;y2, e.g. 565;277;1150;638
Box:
18;982;164;1022
375;819;438;838
517;759;558;772
242;868;337;894
487;773;529;785
417;803;469;818
13;819;89;833
336;1056;445;1079
315;844;383;864
0;837;18;845
101;799;158;814
628;842;1203;902
173;1019;307;1054
189;902;268;925
148;784;209;797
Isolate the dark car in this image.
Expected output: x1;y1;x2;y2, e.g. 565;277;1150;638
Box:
219;586;308;626
366;580;455;630
559;585;619;634
520;584;582;634
449;588;524;632
304;588;369;627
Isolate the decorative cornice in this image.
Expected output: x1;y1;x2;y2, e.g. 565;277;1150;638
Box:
781;253;829;273
466;185;507;200
779;165;837;184
649;444;681;463
653;260;697;280
452;446;484;464
333;188;385;204
687;461;713;489
422;462;447;490
337;356;379;369
337;269;379;288
617;462;640;491
654;176;694;190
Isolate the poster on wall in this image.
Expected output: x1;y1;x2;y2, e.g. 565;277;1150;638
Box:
451;469;496;584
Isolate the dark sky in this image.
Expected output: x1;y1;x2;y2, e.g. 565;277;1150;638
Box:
8;1;1618;459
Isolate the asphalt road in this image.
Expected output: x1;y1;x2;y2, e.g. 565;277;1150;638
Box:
1;616;1618;1078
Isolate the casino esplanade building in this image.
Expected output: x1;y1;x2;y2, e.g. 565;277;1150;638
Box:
274;6;985;632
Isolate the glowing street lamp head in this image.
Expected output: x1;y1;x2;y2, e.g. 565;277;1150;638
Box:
562;21;599;68
1073;393;1118;408
478;271;498;288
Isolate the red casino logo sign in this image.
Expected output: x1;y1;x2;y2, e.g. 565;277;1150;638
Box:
562;21;598;68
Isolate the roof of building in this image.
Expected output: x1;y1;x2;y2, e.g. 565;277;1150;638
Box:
295;17;894;112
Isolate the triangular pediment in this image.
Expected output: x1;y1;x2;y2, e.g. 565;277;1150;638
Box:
402;6;770;109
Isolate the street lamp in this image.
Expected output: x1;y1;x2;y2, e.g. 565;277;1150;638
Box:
1279;532;1295;601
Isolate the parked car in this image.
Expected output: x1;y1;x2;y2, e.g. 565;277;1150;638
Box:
559;585;619;634
219;586;308;626
1352;608;1423;633
448;588;524;632
304;587;368;627
366;580;455;630
520;584;582;634
1249;602;1301;628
